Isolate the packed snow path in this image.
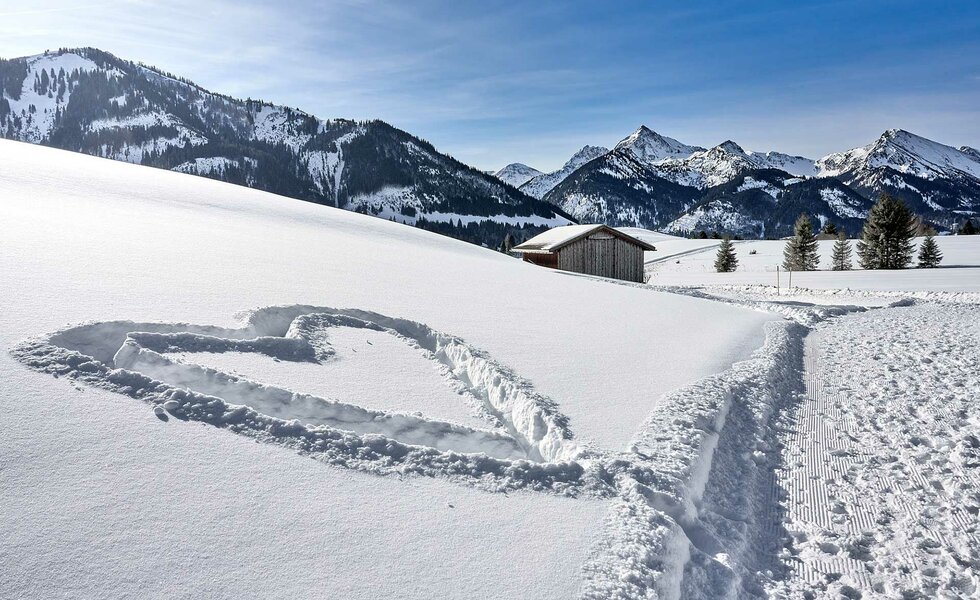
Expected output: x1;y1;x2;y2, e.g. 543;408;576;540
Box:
769;304;980;598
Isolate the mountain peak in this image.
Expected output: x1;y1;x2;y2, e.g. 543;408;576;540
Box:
615;126;703;164
716;140;745;154
960;146;980;162
493;163;542;188
563;145;609;169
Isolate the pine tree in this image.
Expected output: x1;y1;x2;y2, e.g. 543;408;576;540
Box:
822;222;838;236
714;237;738;272
959;219;978;235
916;234;943;268
783;214;820;271
499;232;515;253
857;193;917;269
830;233;852;271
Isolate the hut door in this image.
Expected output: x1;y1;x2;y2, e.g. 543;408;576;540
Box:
588;232;615;277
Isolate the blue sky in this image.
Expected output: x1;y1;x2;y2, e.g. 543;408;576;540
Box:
3;0;979;171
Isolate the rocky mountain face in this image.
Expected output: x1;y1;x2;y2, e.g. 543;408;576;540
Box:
493;163;541;188
520;125;979;237
542;147;700;230
0;48;570;247
665;170;871;238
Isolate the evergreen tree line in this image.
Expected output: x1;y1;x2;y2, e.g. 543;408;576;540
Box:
715;193;947;272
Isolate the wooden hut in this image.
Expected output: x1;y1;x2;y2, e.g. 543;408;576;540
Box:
512;224;656;283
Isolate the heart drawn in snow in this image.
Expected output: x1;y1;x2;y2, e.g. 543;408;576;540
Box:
13;305;602;495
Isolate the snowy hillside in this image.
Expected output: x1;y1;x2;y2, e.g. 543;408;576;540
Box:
5;140;980;598
1;139;782;598
0;48;569;247
493;162;542;187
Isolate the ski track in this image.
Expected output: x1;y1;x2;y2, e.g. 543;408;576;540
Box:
770;304;980;599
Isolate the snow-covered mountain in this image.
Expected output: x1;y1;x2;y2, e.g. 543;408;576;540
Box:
521;125;978;237
665;170;871;238
614;125;704;163
0;48;570;247
519;145;608;199
651;141;818;189
961;146;980;162
542;147;700;229
815;129;980;225
493;162;542;188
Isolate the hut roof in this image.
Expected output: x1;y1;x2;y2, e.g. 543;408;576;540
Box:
512;224;657;253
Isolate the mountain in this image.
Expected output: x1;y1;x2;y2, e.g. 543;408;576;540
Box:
961;146;980;162
665;169;871;238
519;145;608;199
614;125;704;163
526;125;978;237
651;140;817;189
542;147;700;228
816;129;980;227
0;48;571;247
493;162;542;188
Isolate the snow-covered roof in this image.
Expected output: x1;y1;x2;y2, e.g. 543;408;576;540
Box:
512;224;657;253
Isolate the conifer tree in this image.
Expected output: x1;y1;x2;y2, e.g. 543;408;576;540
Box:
831;233;852;271
783;214;820;271
822;222;838;235
959;219;978;235
714;237;738;272
916;234;943;268
857;193;917;269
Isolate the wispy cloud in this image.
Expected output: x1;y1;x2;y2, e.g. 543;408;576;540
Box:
2;0;978;170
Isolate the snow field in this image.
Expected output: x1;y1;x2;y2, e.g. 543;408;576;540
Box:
0;139;775;598
645;235;980;292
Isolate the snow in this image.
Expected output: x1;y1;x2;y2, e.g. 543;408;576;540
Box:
251;105;312;151
512;223;655;252
647;236;980;292
9;132;977;598
736;176;781;198
164;324;491;431
493;162;542;188
2;52;102;142
818;187;867;219
771;304;980;598
520;145;609;199
0;139;774;598
614;126;704;164
173;156;248;176
818;128;980;181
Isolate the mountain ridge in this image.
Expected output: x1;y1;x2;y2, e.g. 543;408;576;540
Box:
520;125;979;237
0;47;572;247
